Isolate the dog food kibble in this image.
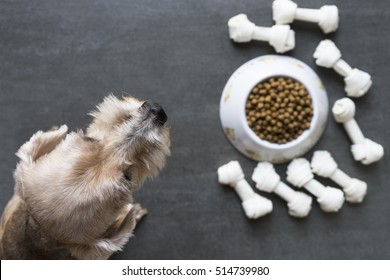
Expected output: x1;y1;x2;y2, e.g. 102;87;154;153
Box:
245;77;313;144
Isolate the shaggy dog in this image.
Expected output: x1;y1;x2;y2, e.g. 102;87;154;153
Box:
0;95;170;259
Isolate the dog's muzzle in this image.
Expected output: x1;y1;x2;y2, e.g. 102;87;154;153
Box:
142;101;167;125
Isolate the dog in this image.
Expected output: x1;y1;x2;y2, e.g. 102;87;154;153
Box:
0;95;170;259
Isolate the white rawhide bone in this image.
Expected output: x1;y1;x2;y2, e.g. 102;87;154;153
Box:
218;161;273;219
313;40;372;97
311;151;367;203
332;98;384;165
272;0;338;33
228;14;295;53
252;162;312;218
286;158;345;213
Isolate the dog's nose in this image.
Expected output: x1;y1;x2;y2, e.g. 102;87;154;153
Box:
143;101;167;125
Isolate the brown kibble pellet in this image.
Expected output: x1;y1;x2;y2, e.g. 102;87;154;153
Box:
246;76;313;144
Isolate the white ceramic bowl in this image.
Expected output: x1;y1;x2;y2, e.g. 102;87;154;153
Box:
220;55;329;163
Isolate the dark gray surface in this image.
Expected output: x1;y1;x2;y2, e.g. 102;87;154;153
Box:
0;0;389;259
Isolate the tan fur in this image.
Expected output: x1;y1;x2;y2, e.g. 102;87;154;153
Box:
0;95;170;259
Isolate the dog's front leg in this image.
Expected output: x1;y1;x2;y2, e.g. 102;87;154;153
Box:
68;203;147;260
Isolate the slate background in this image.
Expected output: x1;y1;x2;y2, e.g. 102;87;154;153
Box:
0;0;389;259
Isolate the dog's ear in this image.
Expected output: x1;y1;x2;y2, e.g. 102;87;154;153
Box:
16;125;68;164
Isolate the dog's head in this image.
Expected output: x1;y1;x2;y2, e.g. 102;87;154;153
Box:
87;95;170;184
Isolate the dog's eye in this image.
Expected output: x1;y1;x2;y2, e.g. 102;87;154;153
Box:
113;113;133;127
123;168;132;182
83;136;98;142
141;101;150;111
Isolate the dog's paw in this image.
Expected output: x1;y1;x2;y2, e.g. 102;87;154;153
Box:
132;203;148;222
49;126;59;131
